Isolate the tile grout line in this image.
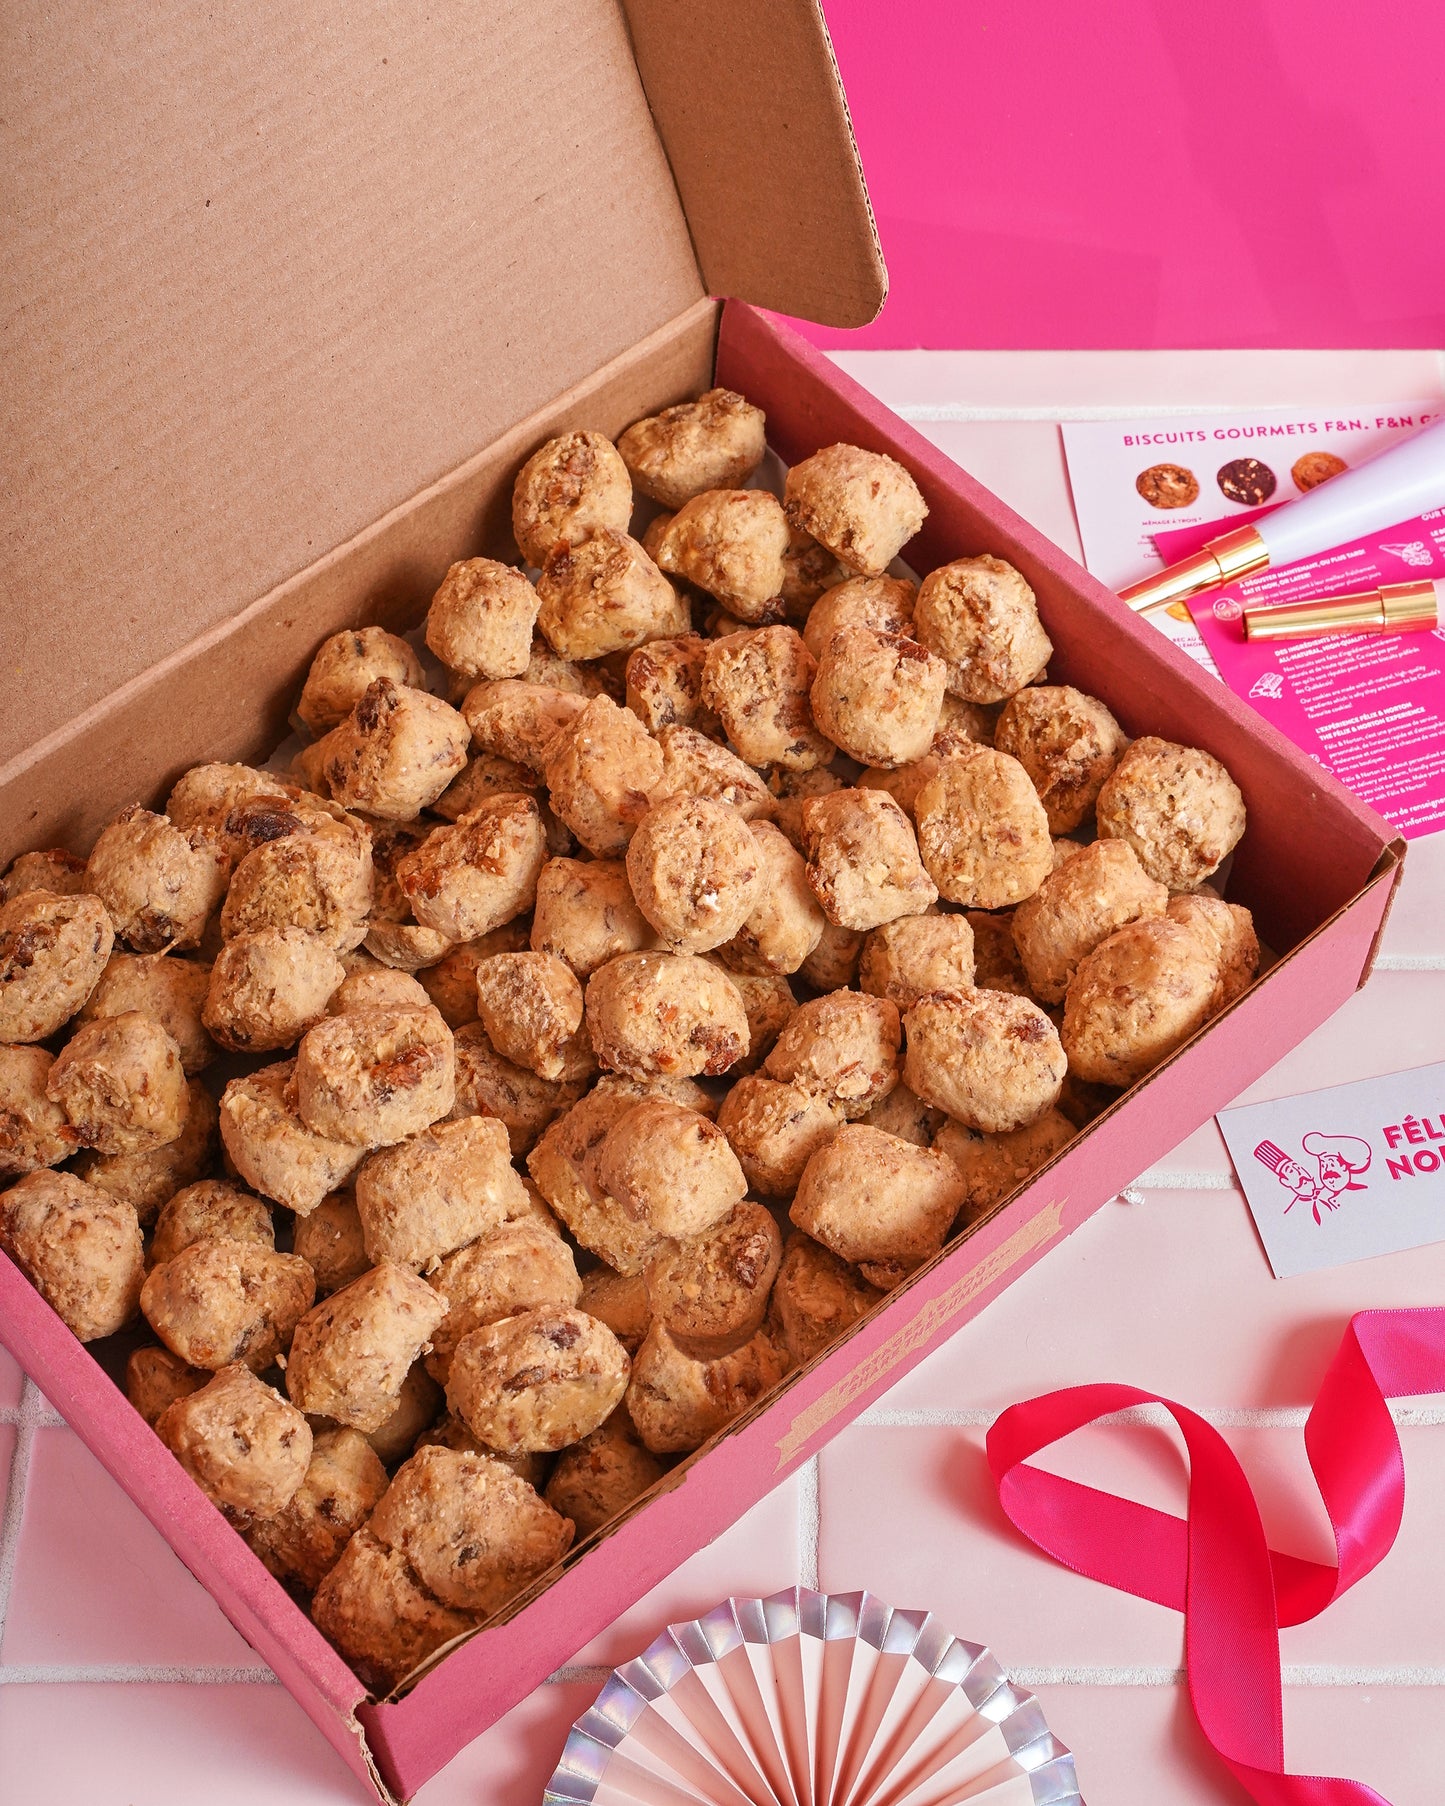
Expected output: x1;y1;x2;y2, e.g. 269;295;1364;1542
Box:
0;1663;277;1685
858;1402;1445;1428
798;1455;820;1593
0;1380;49;1656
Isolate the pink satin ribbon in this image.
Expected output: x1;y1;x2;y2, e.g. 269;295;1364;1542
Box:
986;1308;1445;1802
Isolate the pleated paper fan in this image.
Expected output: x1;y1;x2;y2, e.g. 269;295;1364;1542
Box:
545;1589;1080;1806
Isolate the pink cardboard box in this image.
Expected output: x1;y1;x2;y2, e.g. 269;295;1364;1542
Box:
1;9;1401;1801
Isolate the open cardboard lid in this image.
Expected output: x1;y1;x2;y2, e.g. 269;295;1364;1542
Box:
2;0;883;768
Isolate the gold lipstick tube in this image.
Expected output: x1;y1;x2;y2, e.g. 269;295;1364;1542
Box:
1243;579;1440;643
1117;525;1270;616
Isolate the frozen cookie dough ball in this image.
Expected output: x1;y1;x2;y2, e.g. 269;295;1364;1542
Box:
544;1409;666;1538
425;1221;581;1385
297;627;424;735
644;1199;782;1360
1096;736;1247;891
312;1527;476;1692
202;927;345;1052
596;1097;746;1240
221;806;373;952
447;1305;631;1454
784;444;928;577
321;679;471;822
431;751;542;825
653;489;789;622
626;795;762;954
543;696;664;858
219;1060;364;1215
578;1268;652;1354
158;1364;312;1519
473;952;586;1080
701;627;832;771
790;1124;965;1284
935;1109;1077;1224
355;1114;530;1270
531;857;657;981
0;1168;143;1340
74;1078;217;1226
810;628;946;769
586;952;748;1079
769;1231;883;1367
417;926;528;1027
861;1080;944;1148
329;964;431;1016
1063;917;1221;1087
764;990;901;1119
294;1005;456;1148
1166;893;1259;1010
0;847;88;904
1011;840;1168;1004
47;1011;187;1155
246;1426;389;1592
652;724;776;821
0;1045;71;1176
85;805;228;954
904;988;1065;1133
448;1021;585;1157
462;680;588;772
537;528;687;660
287;1262;448;1433
802;788;938;931
0;891;114;1043
512;429;633;569
717;1075;841;1198
913;555;1052;703
914;746;1053;908
626;1322;788;1454
425;559;540;682
141;1237;315;1372
994;685;1128;834
965;909;1032;997
801;575;917;659
718;820;825;977
859;913;975;1010
165;763;294;856
79;952;215;1075
364;1360;445;1467
624;634;718;735
781;526;848;617
397;795;547;945
292;1188;371;1297
149;1180;273;1269
126;1343;207;1426
618;389;766;509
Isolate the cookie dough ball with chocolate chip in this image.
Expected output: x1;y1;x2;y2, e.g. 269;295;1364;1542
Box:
0;847;88;905
530;857;657;981
625;633;719;737
914;745;1054;908
763;990;901;1118
395;796;547;948
652;490;789;623
312;1527;476;1692
47;1011;187;1155
218;1060;363;1215
716;968;795;1076
861;1079;943;1148
329;963;431;1016
769;1231;883;1367
448;1021;585;1158
790;1124;965;1287
625;796;762;955
512;430;633;568
246;1427;389;1592
802;788;938;931
202;927;345;1053
859;912;975;1010
75;1078;217;1226
965;909;1031;997
164;764;294;857
287;1262;448;1433
994;685;1128;833
355;1114;530;1271
542;696;664;858
432;752;543;826
784;444;928;577
126;1343;207;1426
424;558;540;682
718;820;825;977
810;628;947;769
447;1305;631;1454
578;1268;652;1354
294;1005;456;1148
526;1083;668;1275
297;627;425;735
461;681;587;774
84;805;229;954
586;952;748;1079
424;1220;581;1385
221;806;374;952
717;1077;841;1197
544;1409;666;1537
1166;893;1259;1010
0;1169;144;1340
158;1364;312;1519
1011;840;1169;1005
801;575;917;659
321;679;471;822
618;388;766;508
149;1180;274;1269
142;1237;314;1371
1063;917;1221;1086
292;1188;370;1297
596;1097;747;1240
363;1360;445;1466
79;952;215;1075
469;951;584;1082
0;1046;71;1176
644;1200;782;1360
935;1110;1077;1225
626;1321;788;1454
904;989;1065;1133
1096;736;1247;892
416;925;526;1026
700;627;832;771
652;724;776;821
536;528;688;661
912;555;1052;703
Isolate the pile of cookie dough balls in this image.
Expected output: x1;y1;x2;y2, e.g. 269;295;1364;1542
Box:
0;384;1256;1694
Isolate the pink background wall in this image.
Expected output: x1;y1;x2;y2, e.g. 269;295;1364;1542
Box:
809;0;1445;350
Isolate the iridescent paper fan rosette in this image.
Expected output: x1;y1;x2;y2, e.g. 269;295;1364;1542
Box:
545;1589;1080;1806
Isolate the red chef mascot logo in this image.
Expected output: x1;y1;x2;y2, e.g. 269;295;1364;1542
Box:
1253;1133;1372;1225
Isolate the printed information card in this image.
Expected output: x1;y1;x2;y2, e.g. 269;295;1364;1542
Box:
1218;1061;1445;1278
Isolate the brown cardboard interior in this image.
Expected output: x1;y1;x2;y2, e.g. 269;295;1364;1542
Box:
3;0;882;768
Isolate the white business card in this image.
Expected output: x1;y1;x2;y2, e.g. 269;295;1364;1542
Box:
1217;1061;1445;1277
